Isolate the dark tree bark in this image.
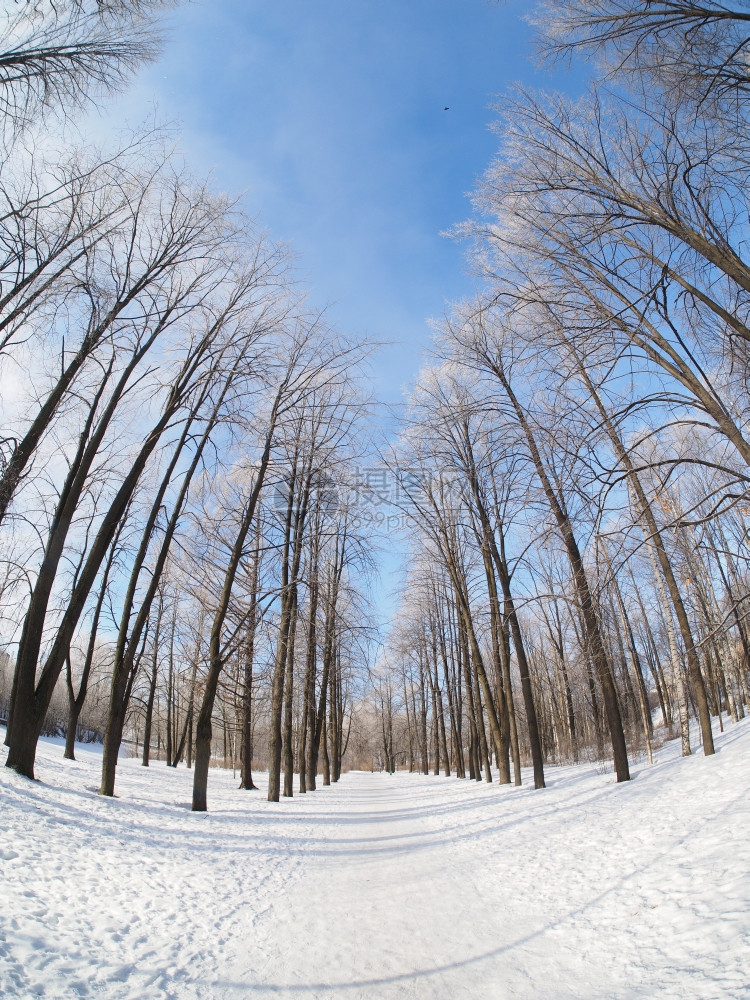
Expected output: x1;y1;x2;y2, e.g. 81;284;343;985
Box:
576;359;714;757
239;512;262;792
165;603;177;767
300;531;320;793
63;517;123;760
488;357;630;782
268;451;299;804
141;594;164;767
309;527;346;788
100;382;222;796
192;415;278;812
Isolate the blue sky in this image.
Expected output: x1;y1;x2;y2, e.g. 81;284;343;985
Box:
111;0;572;400
106;0;581;616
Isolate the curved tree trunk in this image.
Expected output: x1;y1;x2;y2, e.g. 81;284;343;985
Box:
192;422;276;812
493;362;630;782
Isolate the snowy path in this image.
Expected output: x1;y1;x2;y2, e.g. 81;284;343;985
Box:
2;721;749;999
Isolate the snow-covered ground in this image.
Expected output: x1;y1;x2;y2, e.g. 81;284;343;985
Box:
1;721;749;1000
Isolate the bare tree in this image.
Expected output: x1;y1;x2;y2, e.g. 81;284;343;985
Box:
0;150;237;528
0;0;172;138
192;325;369;812
532;1;750;106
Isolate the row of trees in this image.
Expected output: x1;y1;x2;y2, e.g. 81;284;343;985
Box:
4;0;749;815
0;1;376;810
373;1;750;786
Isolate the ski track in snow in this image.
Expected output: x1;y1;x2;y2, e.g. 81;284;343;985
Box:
1;720;749;1000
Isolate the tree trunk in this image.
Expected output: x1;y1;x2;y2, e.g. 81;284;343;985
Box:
239;529;260;792
282;593;299;798
577;356;714;757
493;363;629;782
141;599;164;767
192;420;276;811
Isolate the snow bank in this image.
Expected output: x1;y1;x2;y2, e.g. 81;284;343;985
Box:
1;720;748;999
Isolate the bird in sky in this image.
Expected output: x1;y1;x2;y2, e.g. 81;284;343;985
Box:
444;106;450;110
